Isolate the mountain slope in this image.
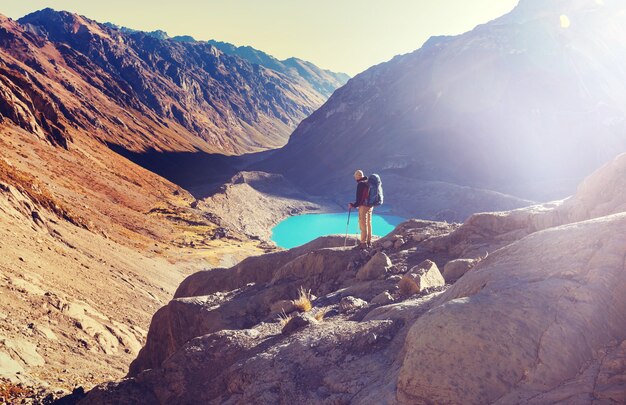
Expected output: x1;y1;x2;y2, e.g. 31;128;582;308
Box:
6;8;332;155
261;0;626;201
0;8;319;393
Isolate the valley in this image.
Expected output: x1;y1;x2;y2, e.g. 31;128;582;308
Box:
1;0;626;403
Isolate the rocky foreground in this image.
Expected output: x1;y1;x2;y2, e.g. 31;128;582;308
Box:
81;152;626;404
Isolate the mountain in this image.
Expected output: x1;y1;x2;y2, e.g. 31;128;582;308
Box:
207;40;350;99
9;8;342;155
100;25;350;99
80;152;626;404
261;0;626;202
0;7;338;393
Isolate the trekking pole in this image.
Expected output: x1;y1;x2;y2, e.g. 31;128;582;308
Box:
344;207;352;247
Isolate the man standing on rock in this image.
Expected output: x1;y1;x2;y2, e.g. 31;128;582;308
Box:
349;170;373;249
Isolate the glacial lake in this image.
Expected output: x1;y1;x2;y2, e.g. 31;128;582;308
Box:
271;212;406;249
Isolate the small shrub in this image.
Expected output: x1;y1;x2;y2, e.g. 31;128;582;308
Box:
398;276;419;296
313;307;329;322
0;380;32;403
277;310;293;326
292;287;312;312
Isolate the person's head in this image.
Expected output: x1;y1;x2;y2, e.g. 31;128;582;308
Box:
354;170;364;181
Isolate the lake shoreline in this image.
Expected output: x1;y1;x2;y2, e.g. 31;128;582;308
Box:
271;211;406;249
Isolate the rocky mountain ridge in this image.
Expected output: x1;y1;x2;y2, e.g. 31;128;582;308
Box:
81;151;626;403
207;39;350;98
3;8;345;155
101;24;350;99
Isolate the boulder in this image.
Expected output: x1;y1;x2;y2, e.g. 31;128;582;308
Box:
339;296;368;313
397;212;626;404
270;249;354;289
371;291;395;306
442;258;477;282
356;252;392;281
398;260;444;296
563;152;626;222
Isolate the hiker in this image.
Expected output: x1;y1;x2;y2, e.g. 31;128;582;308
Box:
348;170;373;249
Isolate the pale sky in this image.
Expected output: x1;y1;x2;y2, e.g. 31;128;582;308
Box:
3;1;519;76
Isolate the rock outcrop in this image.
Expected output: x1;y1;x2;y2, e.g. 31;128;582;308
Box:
398;212;626;404
129;245;358;376
81;151;626;404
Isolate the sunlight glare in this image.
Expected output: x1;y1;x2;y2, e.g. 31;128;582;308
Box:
560;15;571;29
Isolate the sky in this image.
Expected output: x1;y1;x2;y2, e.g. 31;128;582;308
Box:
4;0;519;76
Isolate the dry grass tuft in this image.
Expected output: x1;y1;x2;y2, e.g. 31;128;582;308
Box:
292;286;312;312
278;310;293;326
313;307;329;322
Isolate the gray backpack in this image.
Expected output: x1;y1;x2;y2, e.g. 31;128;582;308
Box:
367;174;383;206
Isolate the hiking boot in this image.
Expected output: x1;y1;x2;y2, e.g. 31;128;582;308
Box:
353;243;368;250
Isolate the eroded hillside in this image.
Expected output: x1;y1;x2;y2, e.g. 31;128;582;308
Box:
0;124;275;397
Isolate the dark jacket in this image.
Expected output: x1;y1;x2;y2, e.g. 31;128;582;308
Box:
352;177;370;208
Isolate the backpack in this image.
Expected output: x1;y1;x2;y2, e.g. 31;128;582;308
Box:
367;174;384;206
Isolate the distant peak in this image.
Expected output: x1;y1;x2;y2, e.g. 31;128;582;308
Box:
171;35;196;43
147;29;169;40
17;8;121;43
24;7;75;20
20;8;97;29
510;0;607;17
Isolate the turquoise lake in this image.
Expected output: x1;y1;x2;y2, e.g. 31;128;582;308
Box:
271;212;406;249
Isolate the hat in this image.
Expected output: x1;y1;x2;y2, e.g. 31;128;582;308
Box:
354;170;364;180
